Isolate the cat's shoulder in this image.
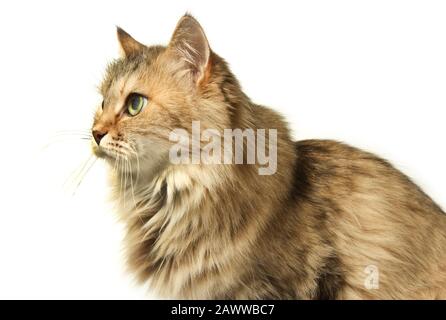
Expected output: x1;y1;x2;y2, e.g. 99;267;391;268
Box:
295;139;392;169
291;139;398;194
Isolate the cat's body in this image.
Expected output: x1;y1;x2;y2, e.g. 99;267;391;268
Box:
92;15;446;299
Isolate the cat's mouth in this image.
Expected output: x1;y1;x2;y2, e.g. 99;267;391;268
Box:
91;141;134;162
91;142;105;158
91;142;118;160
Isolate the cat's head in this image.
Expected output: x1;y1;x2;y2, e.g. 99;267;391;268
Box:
91;14;243;178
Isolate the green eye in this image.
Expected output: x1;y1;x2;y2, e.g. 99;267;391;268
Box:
127;93;147;116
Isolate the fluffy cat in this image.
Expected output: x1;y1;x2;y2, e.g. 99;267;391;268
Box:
91;14;446;299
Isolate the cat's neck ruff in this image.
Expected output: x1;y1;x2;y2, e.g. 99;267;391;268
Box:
113;163;261;298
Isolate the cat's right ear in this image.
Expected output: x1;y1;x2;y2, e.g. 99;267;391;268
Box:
167;14;211;86
116;27;145;57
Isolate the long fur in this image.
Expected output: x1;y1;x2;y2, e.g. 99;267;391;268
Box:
92;15;446;299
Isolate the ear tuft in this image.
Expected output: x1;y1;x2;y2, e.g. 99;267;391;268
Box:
168;14;211;85
116;26;145;57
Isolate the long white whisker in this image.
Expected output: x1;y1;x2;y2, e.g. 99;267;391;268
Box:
121;153;126;208
63;155;96;196
42;136;91;151
135;151;141;186
118;153;123;205
63;156;91;191
72;157;97;196
128;157;137;209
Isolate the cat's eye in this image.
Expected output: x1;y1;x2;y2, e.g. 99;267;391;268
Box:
101;100;104;109
126;93;148;116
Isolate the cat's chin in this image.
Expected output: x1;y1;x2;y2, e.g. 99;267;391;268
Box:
102;152;168;181
91;143;106;158
91;144;128;162
91;145;114;161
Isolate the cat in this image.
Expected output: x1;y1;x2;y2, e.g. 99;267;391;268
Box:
91;14;446;299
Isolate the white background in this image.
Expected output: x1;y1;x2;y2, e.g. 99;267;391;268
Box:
0;0;445;299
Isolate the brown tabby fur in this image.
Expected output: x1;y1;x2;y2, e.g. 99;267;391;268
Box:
91;14;446;299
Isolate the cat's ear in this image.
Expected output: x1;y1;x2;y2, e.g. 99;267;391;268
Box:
117;27;145;57
168;14;211;85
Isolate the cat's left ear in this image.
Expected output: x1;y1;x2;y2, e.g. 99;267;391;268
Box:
168;14;211;85
117;27;145;57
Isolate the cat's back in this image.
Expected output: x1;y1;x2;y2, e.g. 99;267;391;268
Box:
294;139;444;217
292;139;446;299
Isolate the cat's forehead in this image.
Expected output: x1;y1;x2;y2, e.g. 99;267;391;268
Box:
100;58;142;97
99;46;165;97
